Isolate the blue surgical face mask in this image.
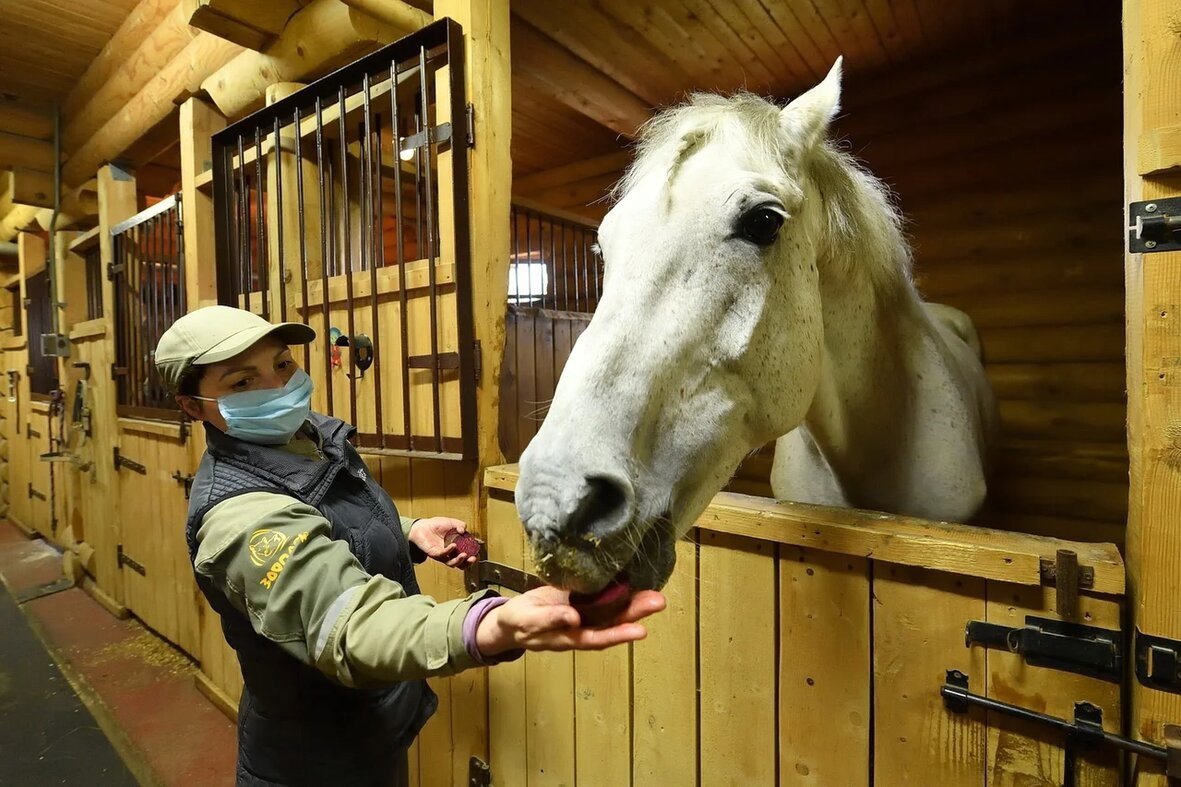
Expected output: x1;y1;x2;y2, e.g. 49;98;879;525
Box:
193;368;314;445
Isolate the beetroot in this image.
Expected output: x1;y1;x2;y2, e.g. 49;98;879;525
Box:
444;530;483;559
569;576;631;628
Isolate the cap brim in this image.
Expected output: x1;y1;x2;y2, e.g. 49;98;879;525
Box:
193;322;317;366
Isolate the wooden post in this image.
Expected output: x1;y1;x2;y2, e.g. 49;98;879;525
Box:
1124;1;1181;782
90;163;139;607
179;98;227;310
433;0;511;780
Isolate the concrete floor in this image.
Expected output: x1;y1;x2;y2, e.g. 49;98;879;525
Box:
0;521;237;785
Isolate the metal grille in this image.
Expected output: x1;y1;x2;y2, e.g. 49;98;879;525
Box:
509;203;602;313
26;270;56;396
111;194;186;420
212;19;475;460
84;244;103;320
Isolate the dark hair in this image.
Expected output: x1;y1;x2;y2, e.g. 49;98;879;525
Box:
176;364;207;397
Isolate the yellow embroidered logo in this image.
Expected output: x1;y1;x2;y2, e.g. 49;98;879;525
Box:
248;529;288;567
259;531;310;590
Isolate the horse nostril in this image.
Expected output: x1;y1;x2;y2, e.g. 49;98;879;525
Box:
566;475;632;540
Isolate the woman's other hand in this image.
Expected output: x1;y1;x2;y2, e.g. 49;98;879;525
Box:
408;517;479;568
475;586;666;657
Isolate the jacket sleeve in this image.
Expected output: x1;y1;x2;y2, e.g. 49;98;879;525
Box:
193;491;495;688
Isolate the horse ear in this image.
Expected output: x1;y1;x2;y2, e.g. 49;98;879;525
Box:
780;57;843;152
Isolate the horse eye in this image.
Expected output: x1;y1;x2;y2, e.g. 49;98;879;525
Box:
737;207;784;247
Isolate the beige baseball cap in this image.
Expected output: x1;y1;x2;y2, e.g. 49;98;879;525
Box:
154;305;316;391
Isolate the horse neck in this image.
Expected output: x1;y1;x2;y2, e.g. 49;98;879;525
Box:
798;155;959;505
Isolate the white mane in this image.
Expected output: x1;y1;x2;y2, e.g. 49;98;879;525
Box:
617;92;915;295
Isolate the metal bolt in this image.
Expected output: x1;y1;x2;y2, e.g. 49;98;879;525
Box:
1147;203;1159;213
1147;240;1159;249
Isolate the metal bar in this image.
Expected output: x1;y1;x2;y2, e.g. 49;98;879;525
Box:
130;228;141;407
109;194;181;234
338;84;358;428
549;215;556;310
365;74;385;446
256;126;269;319
316;97;334;416
213;138;235;306
562;221;571;312
150;214;161;404
238;134;250;314
418;45;441;453
275;115;288;322
941;677;1168;760
444;21;476;460
391;56;412;450
295;106;312;371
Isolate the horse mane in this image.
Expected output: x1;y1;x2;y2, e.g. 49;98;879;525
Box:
615;92;915;297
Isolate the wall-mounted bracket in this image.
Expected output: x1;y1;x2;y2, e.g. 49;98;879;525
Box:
1129;196;1181;253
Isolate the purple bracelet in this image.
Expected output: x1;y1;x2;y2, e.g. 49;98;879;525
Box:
462;596;524;665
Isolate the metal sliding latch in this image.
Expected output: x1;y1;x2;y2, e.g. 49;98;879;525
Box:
117;545;146;576
942;670;1180;785
965;615;1121;681
463;550;545;596
112;447;147;474
1136;628;1181;694
1129;196;1181;253
468;757;490;787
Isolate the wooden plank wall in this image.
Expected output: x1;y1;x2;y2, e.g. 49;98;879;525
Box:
499;305;592;461
484;480;1125;787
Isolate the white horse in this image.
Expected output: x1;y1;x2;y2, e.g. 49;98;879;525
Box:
516;60;997;593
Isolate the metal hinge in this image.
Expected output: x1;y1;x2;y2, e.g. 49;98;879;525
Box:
464;559;544;595
26;424;40;438
1129;196;1181;253
27;483;47;502
111;364;127;381
468;756;490;787
117;545;146;576
472;340;482;382
466;103;475;147
106;262;124;281
965;615;1122;682
1136;628;1181;694
171;470;195;499
941;670;1177;779
113;447;147;475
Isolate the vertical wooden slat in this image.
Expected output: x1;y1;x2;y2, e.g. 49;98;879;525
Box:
574;642;631;787
699;530;776;786
1123;2;1181;783
984;584;1121;786
486;492;529;786
778;548;871;785
873;563;988;786
632;536;697;787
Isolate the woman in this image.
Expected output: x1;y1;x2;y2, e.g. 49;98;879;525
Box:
154;305;664;786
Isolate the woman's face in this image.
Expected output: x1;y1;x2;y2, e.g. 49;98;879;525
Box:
177;336;300;432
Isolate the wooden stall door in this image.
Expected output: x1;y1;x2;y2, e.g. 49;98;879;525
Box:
114;420;200;656
28;404;56;542
480;468;1126;787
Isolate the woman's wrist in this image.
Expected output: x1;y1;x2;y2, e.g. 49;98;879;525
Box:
475;604;512;657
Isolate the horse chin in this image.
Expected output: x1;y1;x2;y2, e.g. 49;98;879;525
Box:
529;517;678;594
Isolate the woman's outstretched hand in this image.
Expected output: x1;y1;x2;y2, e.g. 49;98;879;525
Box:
407;517;479;568
475;586;666;657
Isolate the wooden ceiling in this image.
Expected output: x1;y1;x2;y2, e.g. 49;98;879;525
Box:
0;0;141;107
509;0;1028;176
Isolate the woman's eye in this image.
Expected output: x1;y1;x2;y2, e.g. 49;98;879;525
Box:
277;360;292;371
737;207;785;247
231;378;252;391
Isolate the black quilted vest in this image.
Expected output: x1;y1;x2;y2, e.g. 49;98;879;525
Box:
185;414;436;786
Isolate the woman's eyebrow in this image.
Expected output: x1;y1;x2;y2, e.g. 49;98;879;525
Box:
218;364;257;381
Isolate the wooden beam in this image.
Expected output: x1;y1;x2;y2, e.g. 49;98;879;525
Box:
1123;0;1181;780
339;0;430;30
63;4;200;153
10;169;55;209
511;19;651;139
0;100;52;140
63;33;242;187
201;0;426;119
183;0;302;51
484;465;1126;595
61;0;176;121
0;205;39;243
0;132;56;173
513;150;631;196
180;97;225;309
